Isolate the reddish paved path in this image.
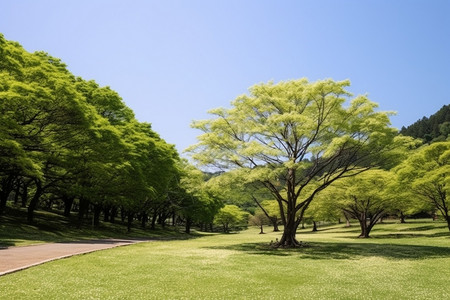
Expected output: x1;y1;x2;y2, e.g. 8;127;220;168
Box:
0;239;147;276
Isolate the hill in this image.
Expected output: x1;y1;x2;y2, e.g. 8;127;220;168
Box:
400;104;450;142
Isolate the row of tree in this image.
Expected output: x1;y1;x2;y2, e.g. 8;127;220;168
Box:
0;34;224;232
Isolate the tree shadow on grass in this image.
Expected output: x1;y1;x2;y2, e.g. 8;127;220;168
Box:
205;241;450;260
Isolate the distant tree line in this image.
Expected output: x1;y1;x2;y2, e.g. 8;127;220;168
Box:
400;104;450;143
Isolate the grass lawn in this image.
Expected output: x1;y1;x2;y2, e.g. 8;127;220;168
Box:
1;220;449;299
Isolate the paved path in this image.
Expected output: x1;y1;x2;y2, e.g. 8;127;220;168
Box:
0;239;147;276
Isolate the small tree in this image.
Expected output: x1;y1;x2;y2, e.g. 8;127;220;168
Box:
395;141;450;230
249;211;269;234
214;204;248;233
328;169;396;238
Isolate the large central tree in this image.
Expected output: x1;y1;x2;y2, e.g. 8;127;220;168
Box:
189;78;405;247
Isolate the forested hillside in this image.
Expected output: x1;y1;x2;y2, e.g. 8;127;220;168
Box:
400;105;450;142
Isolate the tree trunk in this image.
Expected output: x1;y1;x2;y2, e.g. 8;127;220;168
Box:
259;224;264;234
445;215;450;232
358;218;369;238
121;206;126;222
110;206;117;223
312;220;318;232
279;215;301;247
399;211;406;223
93;204;101;227
13;180;20;205
127;212;134;233
27;180;43;223
0;176;15;215
77;197;89;228
21;181;29;208
185;217;192;234
141;212;148;228
270;217;279;232
63;196;75;217
151;209;158;230
223;222;229;233
344;212;351;227
103;206;110;222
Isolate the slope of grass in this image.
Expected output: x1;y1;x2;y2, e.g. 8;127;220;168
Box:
0;207;188;248
1;219;449;299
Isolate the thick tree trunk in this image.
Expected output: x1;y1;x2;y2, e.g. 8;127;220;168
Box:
279;216;301;247
27;180;43;223
358;218;369;238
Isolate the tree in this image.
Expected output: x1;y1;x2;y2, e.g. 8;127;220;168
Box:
214;204;248;233
395;141;450;230
304;187;342;231
258;199;281;232
326;169;396;238
189;78;407;246
249;211;269;234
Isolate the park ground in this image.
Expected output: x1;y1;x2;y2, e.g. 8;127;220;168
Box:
0;215;449;299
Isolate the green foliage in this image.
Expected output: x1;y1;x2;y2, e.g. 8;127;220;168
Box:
1;33;219;233
214;204;248;232
190;78;408;246
395;141;450;230
323;169;397;237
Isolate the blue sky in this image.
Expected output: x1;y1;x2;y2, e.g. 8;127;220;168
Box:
1;0;449;153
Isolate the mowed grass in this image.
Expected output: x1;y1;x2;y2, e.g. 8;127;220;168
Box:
1;220;449;299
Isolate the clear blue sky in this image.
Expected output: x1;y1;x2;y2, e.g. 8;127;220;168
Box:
1;0;449;153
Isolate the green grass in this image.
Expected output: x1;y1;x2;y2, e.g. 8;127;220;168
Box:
0;207;189;247
1;219;449;299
